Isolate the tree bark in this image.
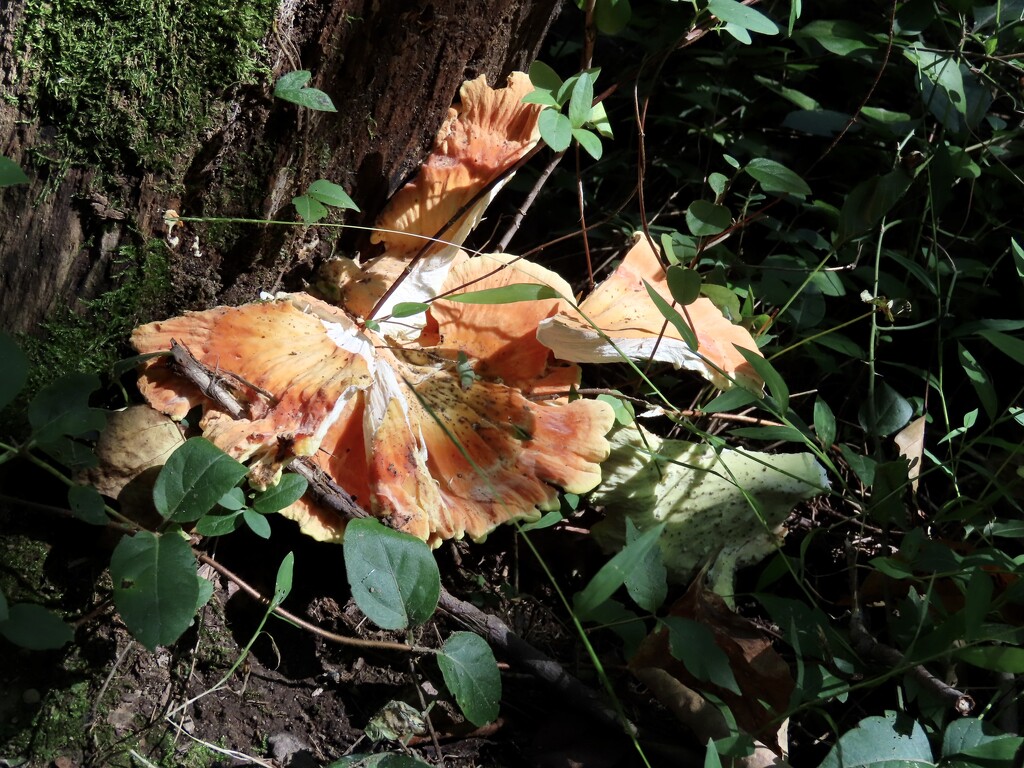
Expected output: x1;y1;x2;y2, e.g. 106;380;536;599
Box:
0;0;561;334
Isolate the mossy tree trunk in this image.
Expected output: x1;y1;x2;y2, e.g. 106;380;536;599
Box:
0;0;561;345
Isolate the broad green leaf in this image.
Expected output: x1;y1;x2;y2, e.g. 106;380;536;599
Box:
28;373;106;443
978;330;1024;367
705;739;724;768
597;393;635;426
588;100;614;138
1012;238;1024;285
573;523;665;619
584;599;646;660
110;531;200;650
527;60;563;95
942;719;1023;764
0;603;74;650
623;518;667;612
663;616;740;694
814;397;837;447
308;179;359;211
539;109;572;151
293;194;328;223
390;302;430;319
0;156;29;187
686;200;732;236
708;0;779;35
437;631;501;726
518;510;562;532
666;265;702;306
275;70;311;91
957;343;997;420
0;332;27;409
905;46;990;132
253;473;309;514
152;438;248;522
728;425;807;442
957;645;1024;673
568;72;594;129
68;484;108;525
573;127;603;160
445;284;559;304
744;158;811;196
273;552;294;607
835;170;912;245
275;71;337;112
702;386;759;414
643;279;699;351
217;487;246;511
796;19;875;56
736;347;789;411
858;381;912;437
344;518;440;630
243;508;272;539
193;511;243;536
817;712;933;768
594;0;631;35
700;284;741;322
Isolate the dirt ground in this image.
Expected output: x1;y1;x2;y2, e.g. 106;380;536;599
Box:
0;499;699;768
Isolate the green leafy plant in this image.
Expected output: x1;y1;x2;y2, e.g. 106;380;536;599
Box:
274;69;337;112
525;62;612;159
0;155;29;187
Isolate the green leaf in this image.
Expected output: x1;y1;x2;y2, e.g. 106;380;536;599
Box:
736;347;789;411
275;71;337;112
1012;238;1024;286
253;473;308;514
836;171;912;245
708;0;779;35
0;156;30;187
957;645;1024;673
686;200;732;236
979;330;1024;367
817;712;933;768
539;109;572;151
623;519;667;612
152;438;249;522
666;265;702;306
344;518;440;630
744;158;811;196
437;631;501;726
814;397;837;447
193;511;243;536
643;280;699;351
68;484;108;525
445;284;560;304
573;523;665;619
957;344;997;420
942;719;1023;764
796;19;875;56
597;393;635;426
293;194;329;223
518;510;562;532
527;60;563;95
110;531;200;650
573;128;603;160
568;72;594;129
273;552;294;608
217;487;246;511
594;0;631;35
663;616;740;694
307;179;359;211
390;302;430;319
243;508;272;539
858;381;912;437
28;373;106;443
0;332;28;409
0;603;74;650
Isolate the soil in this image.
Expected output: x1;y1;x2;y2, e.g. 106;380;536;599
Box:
0;500;697;768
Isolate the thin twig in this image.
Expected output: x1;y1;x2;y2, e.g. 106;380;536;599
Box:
496;150;565;253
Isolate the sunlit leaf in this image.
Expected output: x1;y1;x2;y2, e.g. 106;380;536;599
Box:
308;179;360;211
275;71;337;112
745;158;811;196
666;265;702;306
643;279;699;351
686;200;732;236
624;518;667;613
817;712;932;768
573;127;603;160
445;284;560;304
708;0;779;35
574;523;665;619
539;108;572;151
253;473;308;514
293;194;329;223
152;437;248;522
594;0;631;35
568;72;594;129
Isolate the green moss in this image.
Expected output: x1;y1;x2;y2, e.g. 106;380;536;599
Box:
20;239;172;393
19;0;277;175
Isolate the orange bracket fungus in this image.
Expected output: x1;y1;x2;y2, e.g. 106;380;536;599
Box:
536;233;765;390
133;73;613;547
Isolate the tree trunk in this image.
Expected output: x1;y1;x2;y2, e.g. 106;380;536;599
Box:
0;0;561;335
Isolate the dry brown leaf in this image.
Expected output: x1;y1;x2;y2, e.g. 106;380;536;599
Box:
893;415;926;492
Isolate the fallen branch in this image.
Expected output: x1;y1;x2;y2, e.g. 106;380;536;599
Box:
167;340;636;734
